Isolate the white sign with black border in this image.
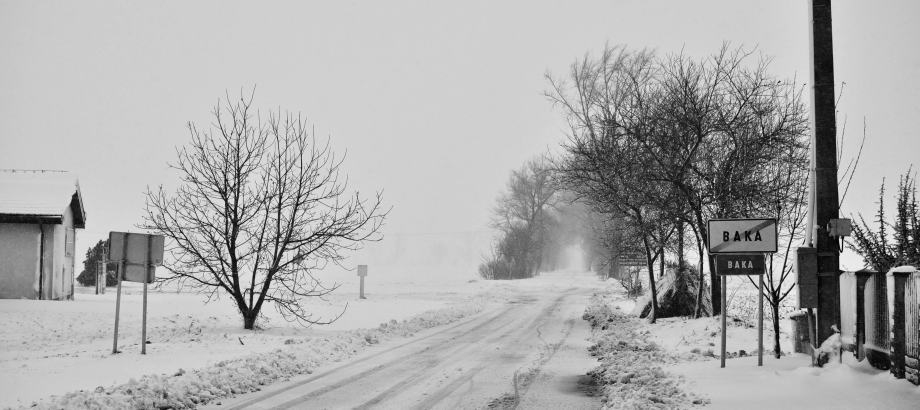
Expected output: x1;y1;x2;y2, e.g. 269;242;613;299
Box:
707;218;778;254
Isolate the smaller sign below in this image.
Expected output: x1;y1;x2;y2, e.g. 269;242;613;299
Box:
357;265;368;277
715;254;766;276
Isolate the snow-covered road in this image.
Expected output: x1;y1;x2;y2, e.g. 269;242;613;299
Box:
201;285;603;410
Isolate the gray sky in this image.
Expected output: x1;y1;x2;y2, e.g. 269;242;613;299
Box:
2;1;918;271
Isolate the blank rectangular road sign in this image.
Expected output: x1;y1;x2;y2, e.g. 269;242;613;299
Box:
707;219;777;254
108;232;164;283
357;265;367;277
618;252;645;266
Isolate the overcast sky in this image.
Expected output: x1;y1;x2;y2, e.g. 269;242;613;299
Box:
2;1;918;271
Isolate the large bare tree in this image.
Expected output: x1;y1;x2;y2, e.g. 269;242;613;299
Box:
547;43;809;317
143;93;387;329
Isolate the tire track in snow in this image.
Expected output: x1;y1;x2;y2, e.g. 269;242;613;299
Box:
273;304;534;410
405;291;577;410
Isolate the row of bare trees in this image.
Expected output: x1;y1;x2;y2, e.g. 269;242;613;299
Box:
544;43;811;334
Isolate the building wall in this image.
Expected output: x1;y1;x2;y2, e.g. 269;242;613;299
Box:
1;209;78;300
47;207;75;300
0;223;41;299
63;206;75;299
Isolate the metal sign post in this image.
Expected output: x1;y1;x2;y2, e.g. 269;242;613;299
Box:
109;231;164;355
714;253;767;368
112;232;128;354
141;235;151;354
358;265;367;299
758;270;764;367
709;218;777;368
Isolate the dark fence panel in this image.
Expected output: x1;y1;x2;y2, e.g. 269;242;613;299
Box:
864;274;890;370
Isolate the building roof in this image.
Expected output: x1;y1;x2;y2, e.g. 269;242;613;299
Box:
0;170;86;228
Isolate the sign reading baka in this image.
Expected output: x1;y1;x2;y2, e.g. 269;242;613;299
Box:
714;254;766;276
707;219;777;254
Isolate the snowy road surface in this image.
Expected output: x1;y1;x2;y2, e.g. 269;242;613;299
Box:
203;287;603;410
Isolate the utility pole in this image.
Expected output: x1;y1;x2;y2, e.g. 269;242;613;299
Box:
809;0;841;345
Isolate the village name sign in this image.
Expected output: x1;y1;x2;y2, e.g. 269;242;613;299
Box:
706;218;777;369
707;218;778;254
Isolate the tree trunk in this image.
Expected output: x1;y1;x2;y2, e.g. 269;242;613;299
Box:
659;247;665;279
678;222;684;268
709;253;720;315
644;238;658;323
693;227;705;318
771;299;782;358
243;311;258;330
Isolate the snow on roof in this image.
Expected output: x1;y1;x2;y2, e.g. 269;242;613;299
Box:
0;170;85;227
888;265;918;274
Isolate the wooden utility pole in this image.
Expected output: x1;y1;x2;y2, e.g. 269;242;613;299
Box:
809;0;842;345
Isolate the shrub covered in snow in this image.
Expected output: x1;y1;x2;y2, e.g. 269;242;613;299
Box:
814;326;843;367
583;294;709;409
7;301;485;410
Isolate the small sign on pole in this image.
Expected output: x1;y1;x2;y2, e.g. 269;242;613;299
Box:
617;252;645;267
714;253;767;368
109;232;164;355
357;265;367;299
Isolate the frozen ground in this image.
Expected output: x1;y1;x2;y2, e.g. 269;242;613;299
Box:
7;268;918;410
593;285;920;409
0;267;605;409
0;267;506;408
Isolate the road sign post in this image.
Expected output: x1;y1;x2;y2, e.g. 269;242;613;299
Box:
109;232;164;354
713;254;767;368
708;219;777;368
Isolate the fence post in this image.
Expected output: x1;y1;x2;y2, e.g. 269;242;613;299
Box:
889;269;914;379
854;269;876;360
907;273;920;385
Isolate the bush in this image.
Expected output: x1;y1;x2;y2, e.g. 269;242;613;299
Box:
848;172;920;271
638;263;711;319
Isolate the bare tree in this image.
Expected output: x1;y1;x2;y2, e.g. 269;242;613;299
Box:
142;92;387;329
743;146;809;357
546;43;809;317
488;157;558;279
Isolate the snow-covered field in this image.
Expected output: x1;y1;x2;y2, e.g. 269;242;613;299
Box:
0;267;510;409
6;267;919;410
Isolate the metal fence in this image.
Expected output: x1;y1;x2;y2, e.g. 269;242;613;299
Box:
849;269;919;385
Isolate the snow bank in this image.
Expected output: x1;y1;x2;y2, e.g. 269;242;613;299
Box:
4;301;485;410
582;293;708;410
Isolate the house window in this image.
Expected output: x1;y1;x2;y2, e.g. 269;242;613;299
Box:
65;228;75;257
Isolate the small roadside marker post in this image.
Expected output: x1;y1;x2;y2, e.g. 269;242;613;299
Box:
358;265;367;299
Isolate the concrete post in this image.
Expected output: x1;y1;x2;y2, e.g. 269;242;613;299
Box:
809;0;842;346
854;269;876;360
890;270;912;378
